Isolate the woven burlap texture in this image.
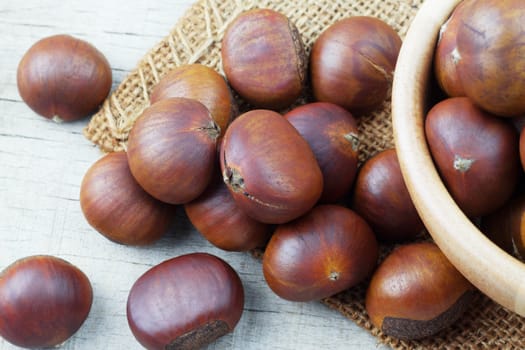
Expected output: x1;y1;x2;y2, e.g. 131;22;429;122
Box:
83;0;525;348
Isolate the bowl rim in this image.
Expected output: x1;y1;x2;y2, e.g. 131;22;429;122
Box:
392;0;525;316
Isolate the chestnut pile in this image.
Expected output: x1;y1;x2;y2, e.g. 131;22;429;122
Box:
5;3;508;350
432;1;525;257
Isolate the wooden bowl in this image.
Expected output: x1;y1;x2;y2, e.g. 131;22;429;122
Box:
392;0;525;317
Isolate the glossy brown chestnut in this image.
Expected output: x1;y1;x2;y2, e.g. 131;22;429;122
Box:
150;64;236;134
482;194;525;258
425;97;520;218
17;34;111;122
127;253;244;350
185;172;273;251
0;255;93;348
310;16;401;114
352;149;424;242
366;242;475;340
221;9;307;110
80;151;175;245
127;97;220;204
263;205;378;301
284;102;359;203
456;0;525;117
434;0;472;97
220;109;323;224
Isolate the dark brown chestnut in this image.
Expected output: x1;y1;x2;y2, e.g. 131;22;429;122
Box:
310;16;401;114
366;242;475;340
127;97;220;204
434;0;472;97
456;0;525;117
482;194;525;258
263;205;378;302
80;151;175;245
221;9;307;110
220;109;323;224
150;64;236;134
520;127;525;173
17;34;111;122
284;102;359;203
0;255;93;348
127;253;244;350
352;149;424;242
184;172;273;251
425;97;520;218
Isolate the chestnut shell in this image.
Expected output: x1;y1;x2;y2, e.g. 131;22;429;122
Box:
352;149;424;242
0;255;93;348
284;102;359;203
425;97;520;217
127;253;244;350
310;16;401;114
127;97;220;204
184;172;273;251
17;34;111;122
221;9;307;109
263;205;378;301
220;109;323;224
80;151;175;245
150;64;235;134
365;242;475;340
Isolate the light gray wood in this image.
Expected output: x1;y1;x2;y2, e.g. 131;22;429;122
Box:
0;1;388;349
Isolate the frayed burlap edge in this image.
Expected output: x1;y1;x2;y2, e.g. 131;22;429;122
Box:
83;0;525;348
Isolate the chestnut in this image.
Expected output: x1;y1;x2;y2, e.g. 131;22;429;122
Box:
221;9;306;110
80;151;175;245
0;255;93;348
310;16;401;115
127;97;220;204
220;109;323;224
434;0;472;97
425;97;520;218
352;149;424;242
185;172;273;251
150;64;236;134
17;34;111;122
482;194;525;258
365;242;475;340
284;102;359;203
127;253;244;350
263;205;378;302
456;0;525;117
520;127;525;173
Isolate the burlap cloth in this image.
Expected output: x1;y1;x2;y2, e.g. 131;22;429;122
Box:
83;0;525;348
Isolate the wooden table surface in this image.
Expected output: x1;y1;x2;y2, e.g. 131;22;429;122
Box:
0;1;389;349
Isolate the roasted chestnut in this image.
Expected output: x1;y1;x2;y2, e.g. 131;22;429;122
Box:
220;109;323;224
352;149;424;242
366;242;475;340
263;205;378;302
150;64;235;134
284;102;359;203
456;0;525;117
221;9;307;110
0;255;93;348
127;97;220;204
434;0;472;97
184;172;273;251
310;16;401;114
17;34;111;122
425;97;520;218
127;253;244;350
80;151;175;245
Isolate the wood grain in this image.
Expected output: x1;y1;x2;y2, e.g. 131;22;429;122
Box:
0;1;386;349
